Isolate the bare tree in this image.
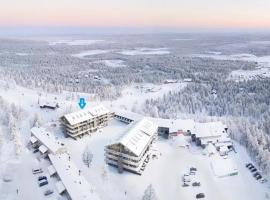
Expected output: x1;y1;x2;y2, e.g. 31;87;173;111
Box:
82;146;93;168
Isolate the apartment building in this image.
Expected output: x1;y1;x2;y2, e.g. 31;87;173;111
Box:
105;118;158;175
60;105;113;139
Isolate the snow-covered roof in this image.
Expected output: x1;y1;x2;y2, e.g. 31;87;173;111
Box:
219;146;229;152
211;157;238;177
56;181;66;194
47;165;57;176
31;127;65;154
39;145;48;154
30;136;38;144
205;143;217;155
39;98;58;108
63;105;110;126
48;153;100;200
116;118;158;157
113;108;143;122
194;121;226;138
174;135;189;147
148;117;195;133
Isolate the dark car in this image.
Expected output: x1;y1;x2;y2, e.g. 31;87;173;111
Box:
249;166;255;170
44;189;54;196
39;180;48;187
38;176;47;181
196;193;205;199
250;168;257;173
192;182;201;187
253;172;260;177
33;149;39;153
182;183;189;187
32;168;43;174
190;167;197;171
246;163;252;168
255;175;262;180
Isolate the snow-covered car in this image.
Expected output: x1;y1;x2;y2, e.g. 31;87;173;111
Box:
44;189;54;196
192;182;201;187
196;193;205;199
2;175;12;182
32;168;43;174
38;176;47;181
39;180;48;187
190;167;197;171
182;183;189;187
183;176;191;182
246;163;252;168
189;171;196;175
261;178;268;183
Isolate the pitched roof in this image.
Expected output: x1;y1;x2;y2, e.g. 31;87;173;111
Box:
63;105;110;125
48;153;100;200
117;118;158;157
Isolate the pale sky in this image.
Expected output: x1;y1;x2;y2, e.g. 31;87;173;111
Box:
0;0;270;29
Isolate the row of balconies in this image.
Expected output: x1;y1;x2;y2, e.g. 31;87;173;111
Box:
105;148;150;167
105;158;141;172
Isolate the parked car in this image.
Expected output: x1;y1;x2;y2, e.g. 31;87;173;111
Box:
250;168;257;173
255;175;262;180
190;167;197;171
196;193;205;199
246;163;252;168
189;171;196;175
249;166;255;170
247;165;254;169
44;189;54;196
182;183;189;187
32;168;43;174
253;172;261;177
39;180;48;187
38;176;47;181
183;177;191;182
192;182;201;187
33;149;39;153
261;178;268;183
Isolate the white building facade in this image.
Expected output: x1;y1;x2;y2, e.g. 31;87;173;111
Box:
60;105;114;139
105;118;158;175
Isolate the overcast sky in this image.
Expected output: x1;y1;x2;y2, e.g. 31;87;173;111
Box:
0;0;269;33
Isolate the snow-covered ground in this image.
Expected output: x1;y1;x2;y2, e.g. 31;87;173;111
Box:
98;59;127;68
72;50;111;58
104;82;187;111
48;39;104;46
118;48;170;55
0;81;269;200
192;53;270;81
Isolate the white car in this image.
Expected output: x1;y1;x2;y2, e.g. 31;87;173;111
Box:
32;168;43;174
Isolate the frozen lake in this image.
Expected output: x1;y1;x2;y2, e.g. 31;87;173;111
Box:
48;39;104;46
72;50;110;58
118;48;170;55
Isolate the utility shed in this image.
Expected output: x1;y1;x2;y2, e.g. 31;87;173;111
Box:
48;153;100;200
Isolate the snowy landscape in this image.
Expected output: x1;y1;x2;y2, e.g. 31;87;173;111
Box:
0;34;270;200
